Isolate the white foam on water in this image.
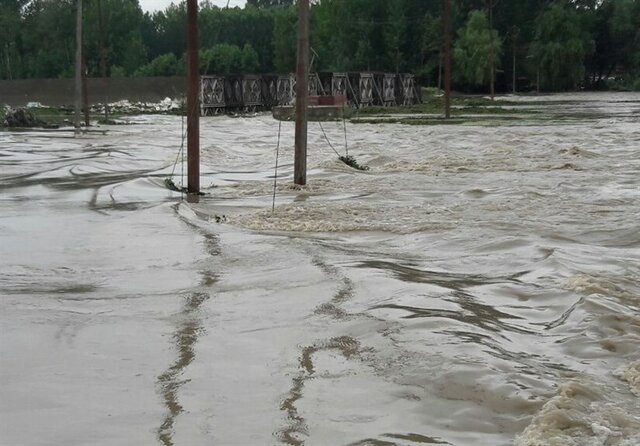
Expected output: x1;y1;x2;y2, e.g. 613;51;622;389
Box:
228;201;457;234
377;160;434;172
217;178;344;198
564;274;637;302
615;361;640;397
515;381;640;446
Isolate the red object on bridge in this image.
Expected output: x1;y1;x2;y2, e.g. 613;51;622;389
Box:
308;95;347;106
319;95;347;106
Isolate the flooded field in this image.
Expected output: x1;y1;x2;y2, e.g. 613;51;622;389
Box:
1;92;639;446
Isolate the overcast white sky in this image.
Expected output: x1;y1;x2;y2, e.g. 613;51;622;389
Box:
139;0;247;13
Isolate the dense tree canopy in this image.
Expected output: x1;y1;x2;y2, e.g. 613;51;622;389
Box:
0;0;638;92
530;3;589;90
454;10;502;88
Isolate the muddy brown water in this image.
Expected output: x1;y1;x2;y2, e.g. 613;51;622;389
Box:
1;92;639;446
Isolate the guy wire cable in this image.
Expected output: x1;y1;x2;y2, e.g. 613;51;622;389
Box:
272;121;282;213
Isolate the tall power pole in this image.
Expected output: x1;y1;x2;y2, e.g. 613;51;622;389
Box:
487;0;499;100
186;0;200;194
294;0;309;186
82;54;90;127
97;0;109;121
510;26;519;94
74;0;83;133
443;0;451;119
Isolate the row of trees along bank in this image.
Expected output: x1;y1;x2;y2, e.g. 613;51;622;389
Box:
1;0;639;92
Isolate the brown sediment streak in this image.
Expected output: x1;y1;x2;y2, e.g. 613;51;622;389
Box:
156;212;219;445
345;439;396;446
313;278;354;320
279;336;361;445
311;256;355;320
280;255;367;443
346;434;450;446
383;432;451;444
156;292;210;446
313;302;349;319
279;375;307;446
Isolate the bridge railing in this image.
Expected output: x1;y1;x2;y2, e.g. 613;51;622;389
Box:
201;72;421;115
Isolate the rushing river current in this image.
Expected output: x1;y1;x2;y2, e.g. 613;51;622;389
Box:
1;92;639;446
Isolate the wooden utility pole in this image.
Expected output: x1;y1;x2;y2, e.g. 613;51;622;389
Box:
74;0;83;133
82;55;90;127
437;52;442;91
186;0;200;194
443;0;451;119
97;0;109;121
4;44;12;80
294;0;309;186
510;26;519;94
486;0;499;100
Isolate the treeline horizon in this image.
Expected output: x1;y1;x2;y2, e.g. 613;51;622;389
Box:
1;0;639;93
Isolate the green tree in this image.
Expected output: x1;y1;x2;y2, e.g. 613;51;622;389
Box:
146;3;186;61
247;0;293;7
609;0;640;75
384;0;407;73
3;0;638;91
200;44;244;74
530;3;588;90
83;0;148;76
453;10;502;89
0;0;28;79
240;43;260;73
272;5;296;72
20;0;76;78
419;12;442;86
135;53;180;76
325;0;386;71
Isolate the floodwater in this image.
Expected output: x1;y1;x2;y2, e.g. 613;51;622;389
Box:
1;92;639;446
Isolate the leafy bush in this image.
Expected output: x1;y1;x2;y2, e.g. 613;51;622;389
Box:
110;66;127;78
607;76;640;91
200;43;260;75
134;53;182;77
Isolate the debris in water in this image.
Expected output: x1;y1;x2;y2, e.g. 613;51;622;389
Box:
339;155;370;171
3;107;57;128
164;178;188;193
164;178;208;197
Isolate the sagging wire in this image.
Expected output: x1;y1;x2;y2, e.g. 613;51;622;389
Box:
342;104;349;157
272;121;282;214
318;120;342;158
165;112;188;195
308;43;366;170
318;114;369;171
166;96;206;196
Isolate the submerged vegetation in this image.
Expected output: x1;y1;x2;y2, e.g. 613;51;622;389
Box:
350;90;554;126
355;93;538;117
339;155;370;171
0;100;187;127
0;0;638;93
